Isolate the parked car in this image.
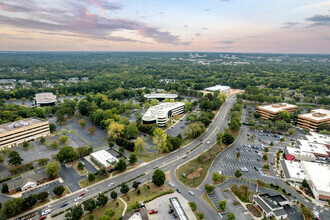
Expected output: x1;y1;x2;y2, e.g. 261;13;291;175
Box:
206;141;210;144
176;188;181;193
188;191;195;196
108;182;114;187
60;203;68;208
42;209;51;216
38;216;47;220
79;193;85;197
153;165;158;169
169;182;174;187
149;209;158;214
74;197;82;202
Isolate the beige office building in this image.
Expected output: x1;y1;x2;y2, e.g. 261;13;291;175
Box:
256;103;298;120
0;118;50;149
297;109;330;131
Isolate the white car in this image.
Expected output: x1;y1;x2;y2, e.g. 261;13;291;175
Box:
206;141;210;144
313;211;319;218
169;182;174;187
188;191;195;196
42;209;51;215
108;182;114;187
74;197;82;202
218;171;222;175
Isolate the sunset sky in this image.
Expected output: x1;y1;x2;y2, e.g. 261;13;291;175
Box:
0;0;329;53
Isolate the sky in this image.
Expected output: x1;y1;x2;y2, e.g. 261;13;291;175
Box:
0;0;329;53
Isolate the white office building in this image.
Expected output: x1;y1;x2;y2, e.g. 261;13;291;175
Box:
90;150;118;171
144;93;178;101
285;147;316;162
142;102;185;126
34;92;57;107
280;160;307;183
204;85;230;92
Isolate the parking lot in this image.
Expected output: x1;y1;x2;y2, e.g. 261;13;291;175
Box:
22;180;62;198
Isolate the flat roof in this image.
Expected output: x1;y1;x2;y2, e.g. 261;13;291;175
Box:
305;132;330;145
142;102;185;121
144;93;178;99
286;147;316;160
91;150;118;167
169;197;188;220
204;85;231;92
299;109;330;121
35;92;57;104
254;196;272;213
257;103;298;113
0;117;48;133
297;139;329;155
281;160;307;181
301;161;330;194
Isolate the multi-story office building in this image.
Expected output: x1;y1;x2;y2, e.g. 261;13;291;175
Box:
0;118;50;149
142;102;185;126
297;109;330;131
144;93;178;102
256;103;298;120
34;92;57;107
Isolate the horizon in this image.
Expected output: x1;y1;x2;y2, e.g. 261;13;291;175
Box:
0;0;329;53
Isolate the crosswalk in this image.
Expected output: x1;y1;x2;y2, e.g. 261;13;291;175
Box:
220;170;274;183
224;154;264;165
218;162;262;174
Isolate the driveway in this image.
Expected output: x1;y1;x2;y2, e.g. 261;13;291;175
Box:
58;165;83;192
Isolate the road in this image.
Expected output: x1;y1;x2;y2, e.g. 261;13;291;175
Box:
16;96;236;220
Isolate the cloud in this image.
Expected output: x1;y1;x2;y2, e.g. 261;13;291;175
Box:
184;25;188;28
282;22;299;28
201;27;208;30
306;14;330;26
195;33;201;37
213;40;234;44
0;0;188;45
204;9;210;11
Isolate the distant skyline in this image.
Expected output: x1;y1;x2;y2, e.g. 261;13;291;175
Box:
0;0;329;53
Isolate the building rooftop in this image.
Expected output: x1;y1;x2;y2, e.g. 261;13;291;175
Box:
301;161;330;194
204;85;231;92
144;93;178;99
35;92;57;104
299;109;330;122
286;147;316;160
257;103;298;113
254;196;272;213
0;117;48;134
7;171;48;191
281;160;307;181
297;139;329;156
91;150;118;168
169;197;188;220
142;102;185;121
305;132;330;145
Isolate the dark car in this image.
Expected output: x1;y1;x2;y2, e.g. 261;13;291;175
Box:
176;188;181;193
60;203;68;208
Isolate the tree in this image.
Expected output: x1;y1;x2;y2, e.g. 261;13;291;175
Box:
88;126;96;136
105;209;115;218
133;137;147;153
61;129;68;135
110;191;117;200
263;164;270;169
7;151;23;166
204;183;215;193
88;172;95;182
150;99;159;106
65;205;84;220
216;132;223;144
23;141;29;149
96;193;108;207
133;181;139;189
40;136;46;144
77;161;85;170
83;198;97;212
227;212;236;220
57;145;78;163
263;154;268;161
118;146;125;155
153;128;168;153
0;154;4;164
218;200;226;211
197;212;205;220
236;152;240;160
300;205;314;219
264;147;269;152
80;119;87;128
1;183;8;193
53;185;65;196
59;135;69;143
127;122;139;138
256;179;265;187
188;201;197;211
279;110;290;123
302;179;309;188
129;153;137;164
288;128;296;136
234;170;242;178
152;169;166;186
222;132;235;145
184;122;206;139
2;198;24;217
46;161;61;179
120;183;129;194
37;191;48;201
49;140;60;149
115;159;127;171
108;122;125;140
49;123;56;133
212;172;222;183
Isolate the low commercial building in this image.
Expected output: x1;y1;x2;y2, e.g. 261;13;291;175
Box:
169;197;188;220
142;102;185;127
296;139;329;160
253;193;291;220
280;160;307;183
0;117;50;149
301;161;330;201
90;150;118;172
285;147;316;162
144;93;178;101
122;208;148;220
305;132;330;146
204;85;231;92
34;92;57;107
297;109;330;131
256;103;298;120
7;171;49;193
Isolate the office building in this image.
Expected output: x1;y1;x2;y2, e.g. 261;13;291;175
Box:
90;150;118;173
280;160;307;183
34;92;57;107
144;93;178;101
0;118;50;149
284;147;316;162
296;139;329;160
7;171;49;193
297;109;330;131
142;102;185;127
256;103;298;120
204;85;230;92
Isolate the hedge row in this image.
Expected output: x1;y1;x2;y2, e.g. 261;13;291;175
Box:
143;189;174;203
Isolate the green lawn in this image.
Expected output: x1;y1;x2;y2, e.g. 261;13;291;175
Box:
202;192;219;213
51;186;71;200
79;174;110;188
72;160;88;176
82;199;125;220
136;152;166;162
123;182;174;213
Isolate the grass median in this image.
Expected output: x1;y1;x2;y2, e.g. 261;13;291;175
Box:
82;198;125;220
79;174;110;188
